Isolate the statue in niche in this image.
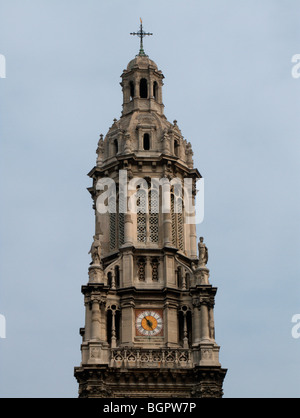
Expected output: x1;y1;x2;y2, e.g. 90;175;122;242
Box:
89;235;102;265
198;236;208;266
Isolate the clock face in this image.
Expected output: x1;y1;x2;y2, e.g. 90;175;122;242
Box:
136;310;163;336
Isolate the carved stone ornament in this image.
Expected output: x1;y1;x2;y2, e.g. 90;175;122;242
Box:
137;257;146;281
151;257;159;281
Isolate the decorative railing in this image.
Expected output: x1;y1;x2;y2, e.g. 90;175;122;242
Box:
110;347;193;368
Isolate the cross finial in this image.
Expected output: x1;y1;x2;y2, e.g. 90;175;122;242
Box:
130;18;153;56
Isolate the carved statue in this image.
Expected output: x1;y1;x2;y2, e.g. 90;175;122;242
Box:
89;235;102;265
198;236;208;266
96;134;104;166
186;142;194;168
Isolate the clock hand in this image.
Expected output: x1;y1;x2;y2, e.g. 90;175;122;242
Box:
145;317;153;329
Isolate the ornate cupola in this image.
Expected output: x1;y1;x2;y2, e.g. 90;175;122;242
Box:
74;20;227;398
121;54;165;117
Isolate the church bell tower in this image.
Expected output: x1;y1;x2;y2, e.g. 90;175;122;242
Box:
74;21;227;398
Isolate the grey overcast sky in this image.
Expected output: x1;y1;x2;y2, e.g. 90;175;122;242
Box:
0;0;300;398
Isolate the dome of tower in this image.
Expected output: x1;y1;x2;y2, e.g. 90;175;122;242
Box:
126;54;158;71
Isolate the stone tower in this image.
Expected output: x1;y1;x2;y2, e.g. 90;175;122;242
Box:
74;29;227;398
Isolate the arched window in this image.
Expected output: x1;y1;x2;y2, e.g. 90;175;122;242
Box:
177;266;183;288
115;266;120;288
143;133;150;150
114;139;118;155
136;181;159;244
140;78;148;98
107;310;112;344
107;272;112;287
137;186;147;243
178;307;192;347
149;189;159;243
129;81;134;100
118;192;125;247
185;273;190;289
109;193;125;250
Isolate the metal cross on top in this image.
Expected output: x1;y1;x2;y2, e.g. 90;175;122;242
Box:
130;18;153;56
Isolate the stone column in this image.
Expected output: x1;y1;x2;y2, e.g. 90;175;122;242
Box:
189;199;198;258
111;310;117;348
134;78;139;99
100;302;107;343
149;76;153;98
123;253;133;287
209;300;216;341
163;212;172;247
137;126;142;150
84;299;92;341
91;298;101;341
183;311;189;349
200;300;210;342
181;272;187;290
192;300;201;346
124;213;133;246
158;80;163;104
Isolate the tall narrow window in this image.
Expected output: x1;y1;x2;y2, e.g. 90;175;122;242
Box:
171;194;176;247
137;187;147;243
136;181;159;245
129;81;134;100
110;193;124;250
174;140;179;157
115;266;120;288
107;272;112;287
109;191;117;250
143;133;150;150
177;197;184;251
107;310;112;344
171;193;184;251
115;311;121;343
109;212;117;250
177;266;183;288
140;78;148;98
114;139;118;155
118;193;125;246
149;189;159;243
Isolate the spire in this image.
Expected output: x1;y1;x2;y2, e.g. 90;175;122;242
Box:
130;18;153;56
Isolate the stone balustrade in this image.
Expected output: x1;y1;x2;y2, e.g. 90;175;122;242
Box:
110;347;193;368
